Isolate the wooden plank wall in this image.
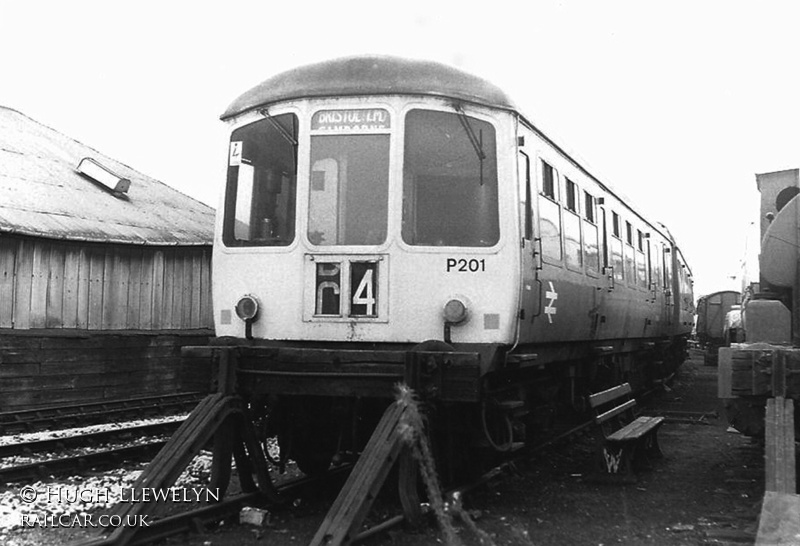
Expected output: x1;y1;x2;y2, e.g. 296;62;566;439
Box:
0;235;214;410
0;235;213;331
0;333;213;410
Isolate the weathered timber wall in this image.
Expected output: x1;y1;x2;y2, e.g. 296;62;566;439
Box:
0;332;213;411
0;235;213;331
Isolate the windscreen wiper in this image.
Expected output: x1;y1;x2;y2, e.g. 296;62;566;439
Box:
259;108;298;170
453;102;485;185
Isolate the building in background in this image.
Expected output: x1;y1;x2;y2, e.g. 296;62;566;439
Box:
0;106;215;410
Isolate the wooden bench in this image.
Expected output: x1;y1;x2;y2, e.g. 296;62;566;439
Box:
588;382;664;481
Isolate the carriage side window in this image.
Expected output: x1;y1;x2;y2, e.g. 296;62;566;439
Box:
563;177;581;270
663;246;673;290
584;191;595;223
624;220;635;283
653;242;663;289
635;229;647;288
223;113;298;247
542;161;557;200
403;109;498;247
610;211;623;280
565;178;578;212
538;159;562;262
583;191;600;275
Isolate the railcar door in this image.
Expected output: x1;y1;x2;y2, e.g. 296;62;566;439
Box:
600;205;612;292
517;146;540;337
663;245;674;326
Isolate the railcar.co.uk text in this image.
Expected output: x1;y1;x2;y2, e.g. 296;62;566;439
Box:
16;485;220;528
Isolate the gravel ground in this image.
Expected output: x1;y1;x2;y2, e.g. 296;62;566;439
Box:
1;350;767;545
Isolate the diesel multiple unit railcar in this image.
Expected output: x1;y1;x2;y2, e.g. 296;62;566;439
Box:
209;55;694;476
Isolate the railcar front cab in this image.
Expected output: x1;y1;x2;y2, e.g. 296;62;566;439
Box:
213;96;521;369
212;95;524;471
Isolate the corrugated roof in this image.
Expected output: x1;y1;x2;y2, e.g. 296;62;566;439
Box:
0;106;215;245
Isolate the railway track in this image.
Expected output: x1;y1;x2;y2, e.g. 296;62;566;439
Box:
1;440;168;483
0;420;183;459
0;392;204;435
0;420;186;482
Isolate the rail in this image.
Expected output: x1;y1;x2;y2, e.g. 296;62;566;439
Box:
0;393;204;434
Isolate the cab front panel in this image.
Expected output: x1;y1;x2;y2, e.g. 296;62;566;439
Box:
212;97;520;348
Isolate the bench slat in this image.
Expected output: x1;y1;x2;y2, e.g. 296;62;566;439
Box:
595;398;637;424
589;383;632;408
607;416;664;442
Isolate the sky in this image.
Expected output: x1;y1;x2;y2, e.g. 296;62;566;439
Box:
2;0;799;301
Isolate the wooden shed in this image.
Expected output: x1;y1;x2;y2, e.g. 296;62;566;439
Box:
0;106;215;410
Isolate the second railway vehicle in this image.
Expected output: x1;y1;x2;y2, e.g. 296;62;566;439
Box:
208;55;694;477
696;290;741;366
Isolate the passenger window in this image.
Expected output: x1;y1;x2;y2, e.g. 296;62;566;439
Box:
565;178;578;213
583;191;599;275
653;242;662;288
610;211;623;280
563;177;581;270
635;229;647;288
584;191;595;223
539;159;562;262
542;160;557;200
663;247;673;289
624;220;635;282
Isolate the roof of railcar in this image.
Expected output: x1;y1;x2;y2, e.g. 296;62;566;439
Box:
0;106;214;246
221;55;516;120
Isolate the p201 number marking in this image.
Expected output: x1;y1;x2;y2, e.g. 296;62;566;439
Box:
446;258;486;272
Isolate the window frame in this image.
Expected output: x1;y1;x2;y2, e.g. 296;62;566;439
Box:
221;111;300;249
537;157;564;264
400;106;501;249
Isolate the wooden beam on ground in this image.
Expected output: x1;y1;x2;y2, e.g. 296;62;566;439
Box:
756;491;800;545
764;397;796;494
309;401;408;546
